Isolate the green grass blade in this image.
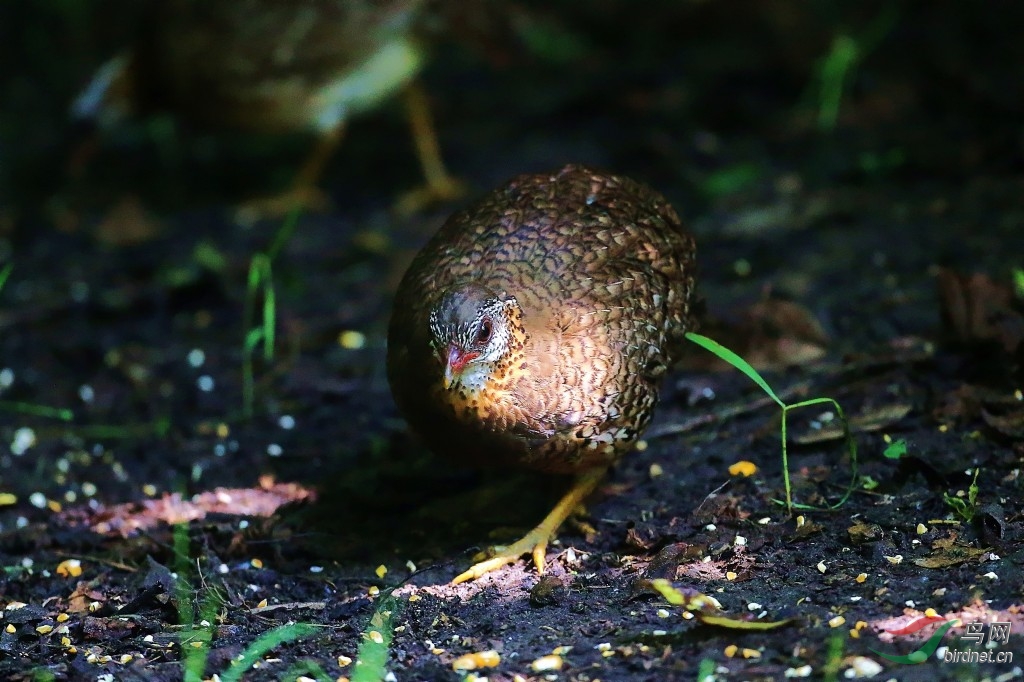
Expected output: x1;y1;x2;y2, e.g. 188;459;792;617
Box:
0;401;74;421
685;332;785;408
0;263;12;292
220;623;320;682
351;594;400;682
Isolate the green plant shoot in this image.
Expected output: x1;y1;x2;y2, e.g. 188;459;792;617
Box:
685;332;858;512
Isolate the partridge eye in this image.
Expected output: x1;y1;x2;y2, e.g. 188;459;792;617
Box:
475;318;492;344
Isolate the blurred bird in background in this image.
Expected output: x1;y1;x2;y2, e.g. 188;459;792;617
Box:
71;0;472;218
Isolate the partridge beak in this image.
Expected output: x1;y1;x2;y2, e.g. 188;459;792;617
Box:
443;345;478;389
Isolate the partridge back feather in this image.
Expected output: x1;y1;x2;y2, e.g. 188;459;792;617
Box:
388;164;697;473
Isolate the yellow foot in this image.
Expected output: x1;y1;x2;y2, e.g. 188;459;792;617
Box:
392;175;467;217
452;527;552;585
450;468;607;585
233;185;332;226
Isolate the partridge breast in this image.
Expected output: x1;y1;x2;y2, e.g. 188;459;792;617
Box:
388;164;698;474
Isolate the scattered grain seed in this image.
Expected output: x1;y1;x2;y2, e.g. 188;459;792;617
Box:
595;642;612;651
56;559;83;578
728;460;757;477
796;515;805;528
747;603;762;611
844;656;883;678
339;330;366;349
924;608;938;618
257;599;268;608
916;523;928;535
884;555;902;565
828;616;845;628
251;558;264;569
784;664;813;677
983;571;998;580
635;439;648;451
408;594;421;602
452;650;501;671
119;655;132;664
649;463;663;478
855;573;867;583
758;517;771;525
734;535;747;546
531;654;563;672
369;631;384;644
36;625;53;634
652;630;667;636
406;560;417;572
656;609;670;618
4;625;14;634
368;586;380;597
682;611;695;620
726;571;737;581
724;644;738;658
551;646;572;655
56;613;69;623
849;628;860;639
817;562;827;574
741;648;761;659
61;636;71;647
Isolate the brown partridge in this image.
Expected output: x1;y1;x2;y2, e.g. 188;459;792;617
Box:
387;164;698;583
72;0;462;216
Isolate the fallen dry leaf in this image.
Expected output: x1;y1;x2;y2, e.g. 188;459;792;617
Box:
937;268;1024;355
913;533;989;568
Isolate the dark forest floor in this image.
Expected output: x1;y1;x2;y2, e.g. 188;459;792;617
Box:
0;2;1022;680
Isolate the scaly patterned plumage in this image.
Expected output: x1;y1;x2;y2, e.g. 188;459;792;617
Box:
388;164;698;582
389;164;697;472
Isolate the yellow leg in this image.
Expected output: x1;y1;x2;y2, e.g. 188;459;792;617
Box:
452;468;606;585
393;82;466;216
234;123;345;224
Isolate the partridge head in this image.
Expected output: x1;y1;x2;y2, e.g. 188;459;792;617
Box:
388;164;698;582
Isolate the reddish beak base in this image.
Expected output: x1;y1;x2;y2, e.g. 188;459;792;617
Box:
444;345;479;389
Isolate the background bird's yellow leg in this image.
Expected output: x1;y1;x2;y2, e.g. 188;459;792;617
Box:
393;81;465;215
452;467;606;584
234;122;345;223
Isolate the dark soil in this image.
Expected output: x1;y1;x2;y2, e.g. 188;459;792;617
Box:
1;2;1022;681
